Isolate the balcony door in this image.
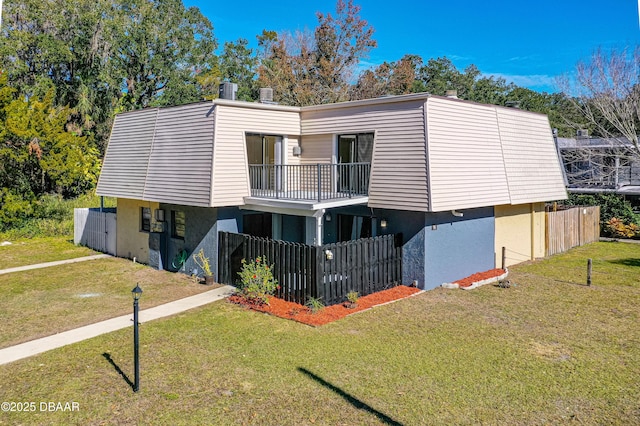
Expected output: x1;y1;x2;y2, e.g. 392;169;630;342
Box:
337;133;373;194
246;134;283;191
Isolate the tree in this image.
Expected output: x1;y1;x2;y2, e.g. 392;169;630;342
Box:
257;0;376;106
0;73;101;229
350;54;421;100
108;0;218;110
559;46;640;150
0;0;218;151
219;38;258;101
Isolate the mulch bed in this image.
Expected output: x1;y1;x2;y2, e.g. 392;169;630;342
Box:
229;285;422;326
453;268;506;288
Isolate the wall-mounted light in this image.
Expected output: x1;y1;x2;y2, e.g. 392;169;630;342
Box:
451;210;464;217
325;212;332;222
292;146;302;156
380;219;388;229
325;249;334;260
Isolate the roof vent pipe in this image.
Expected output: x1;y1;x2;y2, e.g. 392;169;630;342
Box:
219;82;237;100
445;90;458;99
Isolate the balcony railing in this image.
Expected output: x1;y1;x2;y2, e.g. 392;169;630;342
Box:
248;163;371;202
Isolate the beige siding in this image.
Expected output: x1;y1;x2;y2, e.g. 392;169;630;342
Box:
142;103;215;207
286;136;301;166
210;104;301;207
426;97;511;211
302;100;429;211
96;109;158;199
496;108;568;203
300;134;333;164
116;198;159;264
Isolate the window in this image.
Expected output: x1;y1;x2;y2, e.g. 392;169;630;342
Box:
171;210;186;239
140;207;151;232
337;133;373;163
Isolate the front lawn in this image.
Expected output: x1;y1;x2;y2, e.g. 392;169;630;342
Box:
0;242;638;425
0;236;96;270
0;257;216;348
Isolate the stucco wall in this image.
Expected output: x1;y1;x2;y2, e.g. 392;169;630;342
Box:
116;198;159;264
494;203;546;267
423;207;495;290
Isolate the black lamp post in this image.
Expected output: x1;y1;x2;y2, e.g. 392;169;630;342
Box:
131;284;143;392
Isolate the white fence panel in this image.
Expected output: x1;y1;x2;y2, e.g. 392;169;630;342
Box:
74;208;116;255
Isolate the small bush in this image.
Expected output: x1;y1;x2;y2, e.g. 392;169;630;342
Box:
305;296;325;314
606;217;639;239
237;257;278;305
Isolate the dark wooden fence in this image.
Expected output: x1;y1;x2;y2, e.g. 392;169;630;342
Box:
218;232;403;306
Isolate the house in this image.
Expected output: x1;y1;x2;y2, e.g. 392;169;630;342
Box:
556;134;640;198
96;92;567;290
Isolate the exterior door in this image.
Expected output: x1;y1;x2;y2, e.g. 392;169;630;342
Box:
246;134;282;190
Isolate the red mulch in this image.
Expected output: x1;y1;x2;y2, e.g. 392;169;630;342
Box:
454;268;506;288
228;285;422;326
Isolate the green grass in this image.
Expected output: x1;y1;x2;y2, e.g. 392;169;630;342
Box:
0;256;216;348
0;236;96;270
0;241;639;425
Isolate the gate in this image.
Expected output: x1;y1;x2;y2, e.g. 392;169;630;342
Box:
218;232;402;306
74;208;117;255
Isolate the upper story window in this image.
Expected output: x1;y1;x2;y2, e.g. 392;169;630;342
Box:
338;133;373;163
140;207;151;232
171;210;186;239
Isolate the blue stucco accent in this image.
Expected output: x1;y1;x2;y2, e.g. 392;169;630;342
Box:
423;207;495;290
157;205;241;278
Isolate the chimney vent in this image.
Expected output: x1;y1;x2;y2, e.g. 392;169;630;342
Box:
445;90;458;99
219;82;237;100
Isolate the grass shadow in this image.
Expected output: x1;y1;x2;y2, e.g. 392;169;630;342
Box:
298;367;403;426
102;352;134;391
608;258;640;268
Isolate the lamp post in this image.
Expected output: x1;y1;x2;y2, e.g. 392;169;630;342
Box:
131;284;143;392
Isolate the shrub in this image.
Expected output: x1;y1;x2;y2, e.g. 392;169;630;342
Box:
562;193;640;237
305;296;325;314
606;217;639;239
237;257;278;305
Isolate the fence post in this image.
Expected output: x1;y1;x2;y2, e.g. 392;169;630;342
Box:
501;247;506;271
587;258;592;286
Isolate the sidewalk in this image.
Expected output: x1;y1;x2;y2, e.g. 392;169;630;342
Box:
0;254;111;275
0;285;236;365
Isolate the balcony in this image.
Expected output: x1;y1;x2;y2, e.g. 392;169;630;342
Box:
247;163;371;204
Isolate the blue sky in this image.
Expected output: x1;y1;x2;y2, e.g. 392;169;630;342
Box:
183;0;640;93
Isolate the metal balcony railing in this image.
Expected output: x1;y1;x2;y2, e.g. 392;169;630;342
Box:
248;163;371;202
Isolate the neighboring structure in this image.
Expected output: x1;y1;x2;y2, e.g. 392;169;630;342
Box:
96;93;567;290
557;134;640;196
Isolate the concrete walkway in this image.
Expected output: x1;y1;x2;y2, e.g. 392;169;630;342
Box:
0;254;112;275
0;285;236;365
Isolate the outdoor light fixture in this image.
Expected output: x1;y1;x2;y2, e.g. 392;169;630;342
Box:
325;212;332;222
325;249;334;260
380;219;388;229
131;284;143;393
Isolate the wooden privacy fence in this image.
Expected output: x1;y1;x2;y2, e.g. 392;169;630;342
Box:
218;232;403;306
74;208;117;255
545;205;600;256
